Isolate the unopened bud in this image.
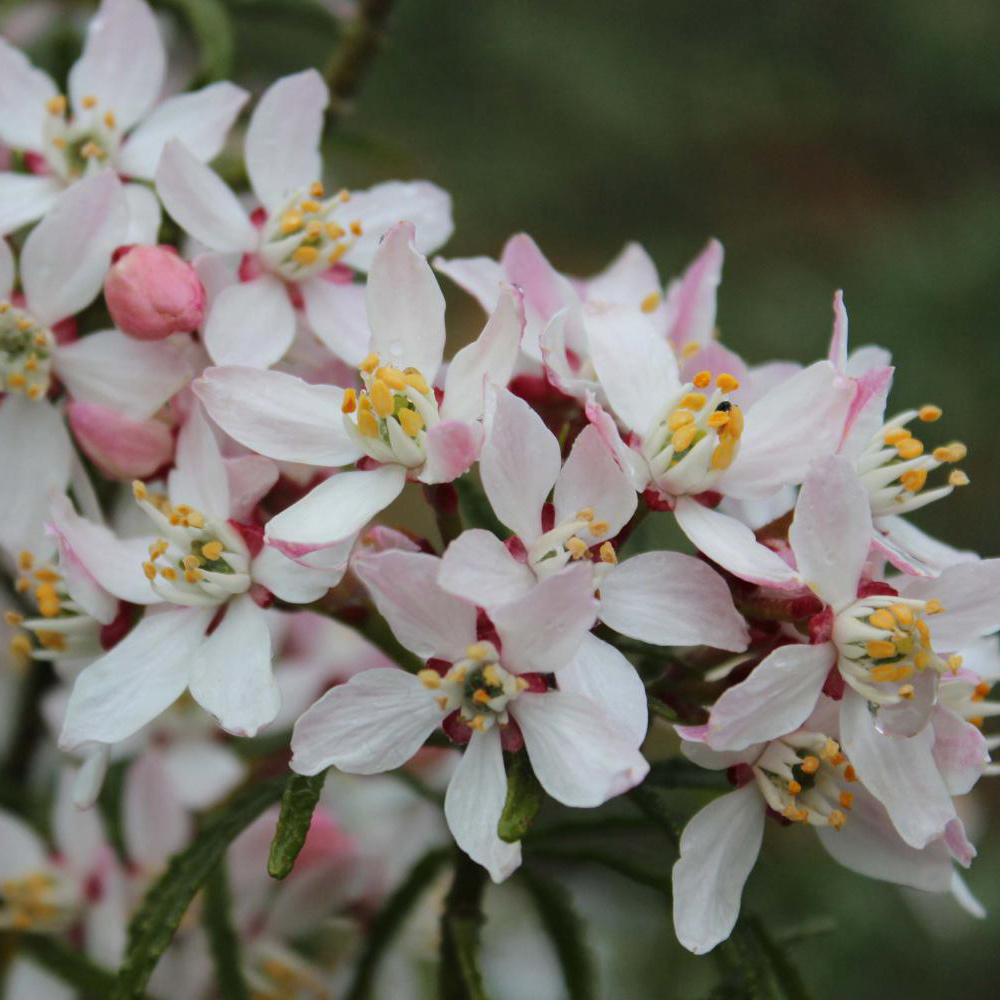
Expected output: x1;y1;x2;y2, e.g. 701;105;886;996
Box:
105;244;205;340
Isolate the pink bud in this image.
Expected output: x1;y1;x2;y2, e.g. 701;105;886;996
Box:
105;244;205;341
68;401;174;479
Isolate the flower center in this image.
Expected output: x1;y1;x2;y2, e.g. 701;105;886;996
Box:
258;182;362;280
753;732;855;829
133;481;251;607
342;352;438;468
418;642;526;732
0;301;55;401
833;596;958;706
42;94;119;182
527;505;618;580
0;870;79;932
856;405;968;518
640;370;744;494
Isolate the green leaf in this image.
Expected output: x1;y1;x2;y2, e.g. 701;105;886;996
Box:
497;751;544;843
645;757;732;792
628;783;682;846
156;0;234;84
267;769;328;879
714;916;815;1000
202;860;250;1000
528;846;673;897
344;847;450;1000
439;852;491;1000
10;933;117;998
453;472;507;537
520;869;596;1000
113;777;284;999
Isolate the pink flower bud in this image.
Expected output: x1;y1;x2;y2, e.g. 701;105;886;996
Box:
104;244;205;341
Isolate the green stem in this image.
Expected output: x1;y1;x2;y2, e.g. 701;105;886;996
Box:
439;851;491;1000
202;861;250;1000
324;0;398;123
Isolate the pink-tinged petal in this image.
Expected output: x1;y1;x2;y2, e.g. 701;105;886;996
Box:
225;455;279;521
267;465;406;553
290;667;443;775
22;170;128;326
816;783;952;892
662;238;724;351
931;705;988;796
584;395;649;490
944;818;976;867
0;38;57;150
491;563;598;674
252;538;353;603
169;404;230;515
54;329;191;420
845;345;893;377
557;633;648;747
122;750;191;869
48;491;155;611
0;235;13;299
540;306;600;402
716;360;855;500
204;274;296;368
951;871;986;918
60;607;211;749
679;737;762;771
870;528;935;579
122;182;161;245
480;386;561;543
679;340;748;389
117;81;249;180
161;741;245;811
433;254;504;314
673;496;800;589
500;233;570;327
875;516;977;577
441;285;523;425
352;549;477;661
366;221;446;378
585;241;662;308
155;140;256;253
586;302;680;434
788;455;871;611
953;636;1000;681
707;642;834;751
839;688;955;849
439;529;535;608
343;181;455;270
736;361;802;410
445;727;521;882
553;425;637;540
0;812;47;882
418;420;480;485
51;767;105;874
896;559;1000;651
0;172;62;236
601;551;749;651
189;595;280;737
828;289;849;371
194;365;360;466
0;397;73;559
717;487;796;532
300;275;370;366
245;69;327;208
68;0;166;131
839;365;893;456
515;690;648;806
672;784;765;955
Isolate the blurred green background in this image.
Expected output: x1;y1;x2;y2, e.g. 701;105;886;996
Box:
8;1;1000;996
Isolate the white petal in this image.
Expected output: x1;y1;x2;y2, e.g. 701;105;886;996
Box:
445;727;521;882
194;365;360;466
366;221;446;378
0;38;57;150
352;548;477;661
245;69;327;208
122;182;161;244
672;784;765;954
680;735;763;771
515;690;649;806
0;172;61;237
673;496;800;589
155;140;256;252
662;239;724;351
0;812;47;881
707;642;834;750
876;515;977;576
160;741;245;810
117;81;249;180
599;551;749;651
252;537;354;604
0;234;13;299
585;241;662;307
225;455;279;521
417;420;480;485
122;749;191;868
169;404;230;516
60;607;210;749
290;667;443;775
438;529;535;609
204;275;296;369
931;705;988;796
189;596;279;737
22;170;128;326
434;254;504;314
54;329;191;420
492;563;598;674
69;0;166;131
480;386;560;543
4;958;75;1000
299;276;370;366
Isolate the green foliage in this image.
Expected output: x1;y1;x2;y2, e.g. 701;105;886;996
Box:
202;861;251;1000
439;852;491;1000
453;471;507;537
156;0;234;85
713;917;814;1000
267;769;329;879
497;750;544;843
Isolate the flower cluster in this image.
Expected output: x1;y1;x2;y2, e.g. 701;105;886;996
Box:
0;0;997;993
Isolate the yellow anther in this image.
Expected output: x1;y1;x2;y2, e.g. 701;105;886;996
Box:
949;469;970;487
403;368;431;394
787;780;802;796
418;669;441;689
350;220;363;236
900;468;927;493
142;562;157;581
185;510;204;529
844;765;858;782
376;366;407;390
26;385;43;401
33;568;60;584
681;342;700;360
889;604;914;626
716;373;740;392
4;611;24;626
925;599;943;615
895;665;915;682
913;651;930;670
184;569;201;584
103;111;116;129
915;619;931;644
161;567;177;581
726;404;744;436
304;219;323;239
970;715;985;729
884;427;911;445
310;181;325;198
599;542;618;565
782;804;800;820
707;410;730;429
821;738;839;760
46;95;67;115
397;407;424;438
465;643;489;662
640;291;661;313
828;810;846;831
866;639;898;660
17;551;33;571
933;442;967;463
668;410;694;431
435;695;448;710
870;664;898;683
51;137;66;150
358;394;372;411
81;95;97;108
300;199;321;213
341;387;357;414
181;554;200;570
566;537;588;559
575;507;595;522
482;664;501;686
974;681;991;699
839;791;854;810
80;141;103;159
337;188;351;202
132;480;148;501
898;684;915;700
919;404;942;422
356;409;379;438
16;318;32;332
800;755;820;775
948;655;964;674
679;392;706;411
589;520;610;537
292;245;319;267
868;608;896;630
671;425;697;453
370;379;394;417
328;244;348;265
24;355;37;372
450;665;468;683
202;540;224;561
7;373;26;389
359;352;380;373
325;222;346;240
710;436;738;471
10;635;32;657
37;631;65;652
472;689;491;704
15;578;30;594
895;438;924;460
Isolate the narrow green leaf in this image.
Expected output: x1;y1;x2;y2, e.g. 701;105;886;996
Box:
714;916;815;1000
528;846;672;897
11;933;117;998
520;869;596;1000
344;847;450;1000
439;852;491;1000
647;695;681;722
156;0;234;84
628;783;682;846
202;860;250;1000
267;769;328;879
113;777;284;999
645;757;732;792
453;472;506;537
497;751;544;843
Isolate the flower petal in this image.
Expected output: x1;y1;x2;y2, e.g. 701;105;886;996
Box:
0;39;57;150
662;239;723;352
875;515;977;577
707;642;834;750
0;234;13;299
225;455;279;521
0;172;62;236
245;69;327;208
299;275;370;366
438;529;535;609
434;254;504;314
445;727;521;882
0;812;47;882
122;750;191;869
290;667;443;775
160;741;245;810
168;404;230;517
117;81;249;180
204;274;296;369
418;420;480;485
585;241;662;308
194;365;360;466
599;550;749;651
122;182;162;245
251;536;355;604
931;704;988;796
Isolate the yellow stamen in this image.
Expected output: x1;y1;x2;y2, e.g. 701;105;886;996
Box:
679;392;706;411
933;442;967;463
919;404;942;422
913;651;930;671
681;342;700;360
925;599;943;615
341;387;357;414
142;562;157;580
81;95;97;109
828;810;846;831
671;425;697;452
472;690;490;705
948;655;964;674
292;245;319;267
870;664;898;683
482;664;501;685
710;436;738;470
17;551;33;571
46;95;67;115
716;373;740;392
566;537;588;559
397;408;424;437
370;379;394;417
839;791;854;810
310;181;325;198
376;366;407;390
356;409;379;438
890;604;914;626
787;780;802;796
202;541;224;561
898;684;915;700
895;437;924;460
668;410;694;431
640;291;661;313
325;222;346;240
359;352;380;373
949;469;970;487
599;542;617;565
900;468;927;492
868;608;896;630
403;368;430;394
866;639;898;660
692;371;711;389
132;480;148;501
350;220;363;236
845;765;858;782
300;199;321;213
707;410;730;429
800;755;820;775
3;611;24;626
10;635;32;657
589;520;610;537
884;427;910;446
161;567;177;581
575;507;595;522
418;669;441;688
